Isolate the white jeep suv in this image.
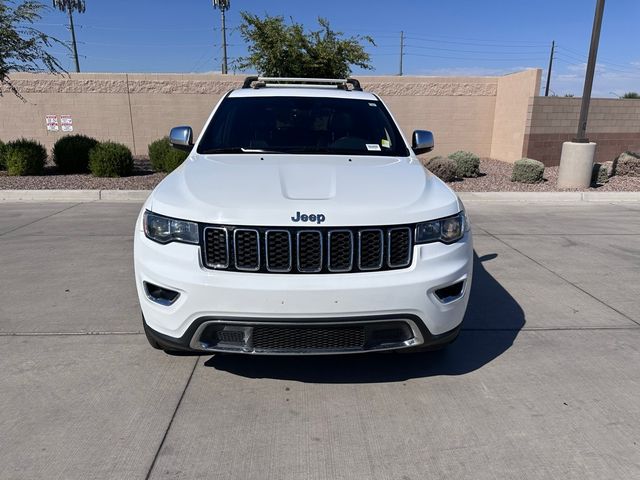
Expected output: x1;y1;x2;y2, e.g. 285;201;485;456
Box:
134;77;473;355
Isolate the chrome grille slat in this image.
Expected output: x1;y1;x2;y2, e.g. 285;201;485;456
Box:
203;225;413;274
358;229;384;270
265;230;292;272
297;230;323;273
327;230;353;272
203;227;229;268
233;229;260;271
387;227;412;268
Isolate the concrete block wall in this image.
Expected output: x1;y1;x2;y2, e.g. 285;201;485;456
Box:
0;71;541;161
524;97;640;166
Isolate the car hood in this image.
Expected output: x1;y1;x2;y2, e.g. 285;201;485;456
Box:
149;154;461;226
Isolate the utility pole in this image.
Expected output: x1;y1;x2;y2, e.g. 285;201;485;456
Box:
67;9;80;72
399;30;404;76
575;0;606;142
556;0;606;188
544;40;555;96
213;0;230;74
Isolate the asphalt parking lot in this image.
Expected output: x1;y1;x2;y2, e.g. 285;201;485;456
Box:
1;200;639;480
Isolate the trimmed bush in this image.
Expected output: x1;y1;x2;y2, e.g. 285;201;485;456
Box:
88;141;133;177
591;162;611;186
424;156;457;182
0;140;6;170
5;139;47;176
511;158;545;183
52;134;99;173
448;150;481;178
613;151;640;177
162;147;189;172
148;137;188;173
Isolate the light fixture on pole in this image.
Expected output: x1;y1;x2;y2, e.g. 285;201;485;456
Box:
213;0;230;74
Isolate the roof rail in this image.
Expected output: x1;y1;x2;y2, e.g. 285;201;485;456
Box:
242;76;362;91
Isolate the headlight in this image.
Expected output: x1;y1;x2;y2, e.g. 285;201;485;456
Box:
415;211;466;245
143;210;199;245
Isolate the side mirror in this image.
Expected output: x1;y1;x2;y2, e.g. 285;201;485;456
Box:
169;126;194;151
412;130;434;155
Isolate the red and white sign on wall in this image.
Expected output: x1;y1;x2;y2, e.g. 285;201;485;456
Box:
46;115;59;131
60;115;73;132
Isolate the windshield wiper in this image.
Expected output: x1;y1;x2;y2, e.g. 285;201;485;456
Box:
199;147;286;154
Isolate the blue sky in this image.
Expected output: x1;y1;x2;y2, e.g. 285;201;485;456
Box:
34;0;640;97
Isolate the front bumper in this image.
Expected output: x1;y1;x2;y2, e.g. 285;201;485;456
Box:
134;227;473;354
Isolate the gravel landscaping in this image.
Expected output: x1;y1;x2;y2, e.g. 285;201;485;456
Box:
446;158;640;192
0;157;166;190
1;156;639;192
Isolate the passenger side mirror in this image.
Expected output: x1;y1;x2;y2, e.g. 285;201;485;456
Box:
169;126;194;151
412;130;434;155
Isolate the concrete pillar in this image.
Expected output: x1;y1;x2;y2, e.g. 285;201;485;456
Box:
557;142;597;189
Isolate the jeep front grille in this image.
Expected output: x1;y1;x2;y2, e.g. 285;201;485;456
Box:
203;225;413;274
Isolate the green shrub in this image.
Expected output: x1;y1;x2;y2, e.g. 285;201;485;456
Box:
424;156;457;182
0;140;6;170
613;151;640;177
591;162;611;186
148;137;171;172
88;141;133;177
511;158;545;183
448;150;481;178
5;139;47;176
162;147;189;172
148;137;188;173
52;134;99;173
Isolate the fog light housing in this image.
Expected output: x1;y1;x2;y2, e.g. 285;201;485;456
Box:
434;281;464;303
143;281;180;306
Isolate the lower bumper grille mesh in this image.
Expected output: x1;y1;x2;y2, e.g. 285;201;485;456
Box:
252;326;365;351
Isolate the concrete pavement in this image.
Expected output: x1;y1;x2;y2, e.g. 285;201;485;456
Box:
0;201;639;479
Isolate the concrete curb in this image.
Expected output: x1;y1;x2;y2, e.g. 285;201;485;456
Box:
0;190;150;202
457;191;640;202
0;190;639;203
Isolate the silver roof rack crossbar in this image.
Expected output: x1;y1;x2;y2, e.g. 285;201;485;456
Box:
242;76;362;91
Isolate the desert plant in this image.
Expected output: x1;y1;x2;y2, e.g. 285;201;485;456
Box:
511;158;544;183
448;150;480;178
148;137;188;173
424;156;457;182
613;151;640;177
88;141;133;177
5;138;47;175
162;147;189;173
52;134;98;173
0;140;6;170
591;162;611;186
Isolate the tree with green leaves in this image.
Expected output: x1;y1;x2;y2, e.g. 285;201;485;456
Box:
235;12;374;78
0;0;65;98
622;92;639;99
52;0;85;72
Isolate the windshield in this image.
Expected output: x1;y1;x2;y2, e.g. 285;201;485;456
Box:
197;96;410;156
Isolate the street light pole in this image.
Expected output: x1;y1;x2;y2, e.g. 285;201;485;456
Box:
213;0;230;74
575;0;606;142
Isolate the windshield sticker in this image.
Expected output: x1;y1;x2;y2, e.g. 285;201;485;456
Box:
381;139;391;148
368;102;377;107
366;144;382;151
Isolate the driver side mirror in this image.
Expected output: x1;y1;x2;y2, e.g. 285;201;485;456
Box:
169;126;194;151
412;130;434;155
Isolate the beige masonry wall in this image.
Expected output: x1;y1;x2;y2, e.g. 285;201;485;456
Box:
490;69;542;161
0;71;541;160
524;97;640;166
